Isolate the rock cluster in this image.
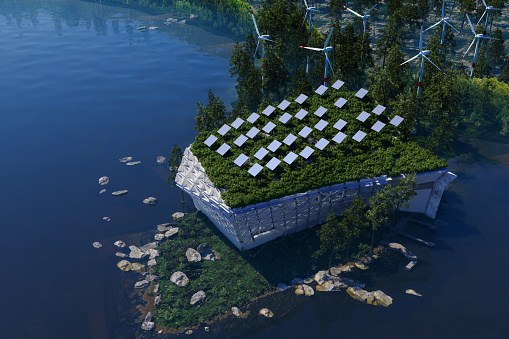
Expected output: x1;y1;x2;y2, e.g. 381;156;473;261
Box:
129;246;148;260
141;312;154;331
381;240;418;271
295;284;314;296
346;287;393;307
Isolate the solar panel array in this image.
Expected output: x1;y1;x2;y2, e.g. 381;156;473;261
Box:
202;82;404;176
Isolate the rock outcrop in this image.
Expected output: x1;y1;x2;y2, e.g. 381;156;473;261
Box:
346;287;393;307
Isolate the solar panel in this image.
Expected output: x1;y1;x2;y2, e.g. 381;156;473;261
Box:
295;109;308;120
217;143;230;155
355;88;368;99
283;133;297;145
333;119;347;130
234;134;248;147
248;163;264;177
356;111;371;122
279;113;292;124
262;105;276;116
315;138;330;150
247;113;260;123
254;147;269;160
352;131;367;142
298;126;313;138
315;85;328;95
371;121;386;132
231;118;244;129
390;115;404;126
299;146;314;159
332;131;347;144
332;80;345;90
234;153;249;167
246;127;260;139
217;124;231;136
315;119;328;131
278;100;291;110
334;98;347;108
314;106;327;117
262;122;276;133
283;152;298;164
372;105;386;115
295;94;308;104
204;135;218;147
267;140;282;152
266;157;281;170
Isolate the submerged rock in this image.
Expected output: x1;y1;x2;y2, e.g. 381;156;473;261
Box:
290;277;304;286
111;190;128;196
126;161;141;166
277;283;289;292
119;156;132;163
186;248;201;262
157;223;172;232
406;289;422;297
190;290;206;305
143;197;158;205
103;217;110;222
259;308;274;318
139;242;158;252
134;280;150;289
92;242;102;248
114;240;126;248
115;252;128;258
172;212;185;220
117;260;132;271
156;156;166;164
99;176;109;185
131;263;145;272
354;260;368;270
170;271;189;287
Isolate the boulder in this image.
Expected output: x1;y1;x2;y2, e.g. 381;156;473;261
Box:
92;242;102;248
302;284;314;296
144;312;153;322
186;248;201;262
99;189;106;194
164;227;179;238
103;217;110;222
111;190;128;196
185;330;193;335
154;234;165;241
405;289;422;297
119;156;132;163
172;212;185;220
115;252;128;258
259;308;274;318
231;307;241;317
190;13;198;19
372;290;393;307
131;263;145;272
146;274;159;282
143;197;158;205
314;270;331;285
147;259;157;267
141;322;154;331
99;176;109;185
147;249;159;260
139;242;158;252
277;283;289;292
156;156;166;164
330;265;351;275
315;281;337;292
290;278;304;286
114;240;126;248
134;280;150;289
170;271;189;287
190;290;206;305
126;161;141;166
304;277;314;284
154;296;162;305
196;243;209;254
129;246;148;260
202;250;220;261
157;223;172;231
354;260;368;270
339;278;365;289
347;287;373;303
117;260;132;271
294;285;305;295
153;284;159;293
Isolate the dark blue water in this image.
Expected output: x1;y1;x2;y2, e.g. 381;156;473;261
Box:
1;1;509;339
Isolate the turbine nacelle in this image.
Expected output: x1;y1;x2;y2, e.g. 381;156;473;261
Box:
324;46;333;52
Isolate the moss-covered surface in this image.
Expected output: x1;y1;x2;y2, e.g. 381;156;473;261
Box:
191;89;448;208
153;211;376;329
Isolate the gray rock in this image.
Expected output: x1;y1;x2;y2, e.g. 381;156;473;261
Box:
147;259;157;267
302;284;314;296
126;161;141;166
134;280;150;289
141;322;154;331
146;249;159;260
154;234;165;241
202;250;220;261
322;281;337;291
170;271;189;287
156;156;166;164
347;287;373;303
103;217;110;222
314;270;331;285
157;223;172;232
111;190;128;196
129;246;148;260
144;312;153;323
99;176;109;185
290;278;304;286
197;243;209;254
99;189;106;194
186;248;201;262
117;260;132;271
146;274;159;282
373;290;393;307
119;156;132;163
172;212;185;220
354;260;368;270
259;308;274;317
115;252;128;258
143;197;158;205
190;290;206;305
153;284;159;293
405;289;422;297
139;242;158;252
114;240;126;248
92;242;102;248
277;283;289;292
231;307;241;317
154;296;162;305
164;227;179;238
330;265;351;275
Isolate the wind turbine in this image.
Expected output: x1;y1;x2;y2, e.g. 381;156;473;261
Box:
301;0;318;37
462;8;504;78
343;2;379;37
300;21;337;87
249;7;277;86
424;0;463;46
478;0;503;36
399;18;446;98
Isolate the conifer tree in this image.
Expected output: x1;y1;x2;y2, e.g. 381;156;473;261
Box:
195;90;229;132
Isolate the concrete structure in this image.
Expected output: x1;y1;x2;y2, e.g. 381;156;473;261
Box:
176;147;456;250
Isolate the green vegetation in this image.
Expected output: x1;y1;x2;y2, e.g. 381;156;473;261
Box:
191;88;447;208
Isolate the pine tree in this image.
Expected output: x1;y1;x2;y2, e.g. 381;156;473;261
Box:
195;90;229;132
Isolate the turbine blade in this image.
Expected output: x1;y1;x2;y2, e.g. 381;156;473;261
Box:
250;7;261;37
366;2;380;16
481;36;504;41
324;21;337;48
463;8;476;35
253;39;260;61
325;52;335;76
481;0;487;7
425;20;443;32
263;38;278;44
444;21;464;36
477;10;487;26
303;0;308;8
462;38;477;59
399;53;421;66
442;0;445;18
423;55;446;74
419;17;424;52
343;6;363;18
301;10;309;28
300;46;324;51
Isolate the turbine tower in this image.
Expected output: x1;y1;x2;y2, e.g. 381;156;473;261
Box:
343;2;379;37
425;0;463;46
462;8;504;78
301;0;318;37
399;18;446;98
300;21;337;87
249;7;277;86
478;0;503;36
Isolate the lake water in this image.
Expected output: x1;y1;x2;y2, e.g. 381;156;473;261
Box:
1;1;509;339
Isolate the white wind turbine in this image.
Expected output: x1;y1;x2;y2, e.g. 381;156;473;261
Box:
425;0;463;46
478;0;503;36
343;2;380;37
462;8;504;78
399;18;446;98
249;7;277;85
301;0;319;37
300;21;337;87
